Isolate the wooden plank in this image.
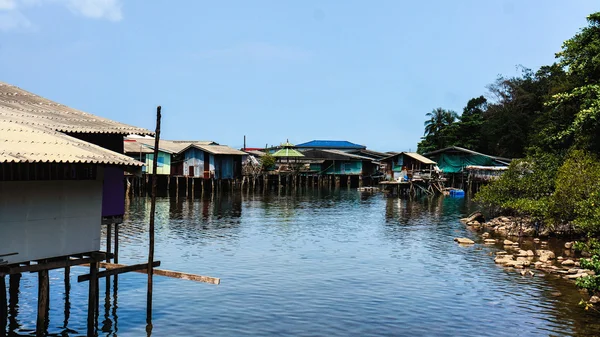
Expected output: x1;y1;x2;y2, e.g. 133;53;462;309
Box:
77;262;161;282
84;263;220;285
152;268;220;285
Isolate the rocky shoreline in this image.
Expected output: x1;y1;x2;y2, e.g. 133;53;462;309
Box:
454;212;599;304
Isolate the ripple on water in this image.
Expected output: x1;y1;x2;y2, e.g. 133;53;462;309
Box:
6;190;599;336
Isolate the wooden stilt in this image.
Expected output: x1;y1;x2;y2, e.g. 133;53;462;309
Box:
1;274;7;336
106;223;112;263
87;261;98;336
114;224;119;264
8;273;20;332
36;269;49;337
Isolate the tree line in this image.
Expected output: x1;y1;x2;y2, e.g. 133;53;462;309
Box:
420;12;600;295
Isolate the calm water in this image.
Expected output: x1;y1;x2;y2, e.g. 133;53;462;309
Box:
5;190;600;336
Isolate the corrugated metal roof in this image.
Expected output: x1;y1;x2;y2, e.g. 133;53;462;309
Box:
403;152;437;165
295;140;366;149
195;144;247;156
381;152;437;165
320;149;373;160
0;81;153;136
423;146;513;162
132;138;217;154
0;121;144;166
124;140;154;154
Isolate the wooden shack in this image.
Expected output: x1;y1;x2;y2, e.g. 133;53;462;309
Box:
380;152;437;181
302;149;378;176
423;146;511;188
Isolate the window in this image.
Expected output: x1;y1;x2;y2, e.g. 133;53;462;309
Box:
157;156;164;167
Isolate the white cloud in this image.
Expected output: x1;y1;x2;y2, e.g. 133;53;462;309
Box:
0;0;123;31
0;10;31;31
0;0;17;10
63;0;122;21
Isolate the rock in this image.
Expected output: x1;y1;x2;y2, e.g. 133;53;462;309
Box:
565;242;574;249
465;211;485;224
557;256;564;261
467;220;481;226
496;251;507;256
484;239;496;244
575;261;581;267
482;232;490;239
520;270;527;276
551;291;562;297
504;240;514;245
527;250;535;257
568;268;580;274
541;241;548;246
590;296;600;304
516;250;529;257
454;237;475;244
533;238;540;243
562;259;575;266
534;262;544;268
538;250;556;262
566;273;588;279
500;217;510;222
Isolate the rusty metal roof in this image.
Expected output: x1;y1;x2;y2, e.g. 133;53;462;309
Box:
0;121;144;166
0;81;153;136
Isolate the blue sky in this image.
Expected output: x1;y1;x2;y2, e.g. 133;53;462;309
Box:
1;1;598;152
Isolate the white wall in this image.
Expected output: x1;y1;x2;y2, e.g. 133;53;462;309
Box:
0;179;103;265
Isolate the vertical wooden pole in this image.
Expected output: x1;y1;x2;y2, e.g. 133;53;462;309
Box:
106;223;112;263
36;269;49;337
147;105;161;325
114;224;119;264
8;273;20;333
87;260;98;336
0;274;6;336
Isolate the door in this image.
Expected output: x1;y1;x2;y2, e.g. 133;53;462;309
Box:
204;153;210;179
188;166;194;177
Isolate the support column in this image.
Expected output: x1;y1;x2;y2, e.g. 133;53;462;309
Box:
87;260;98;337
36;269;49;337
1;274;6;336
8;273;20;333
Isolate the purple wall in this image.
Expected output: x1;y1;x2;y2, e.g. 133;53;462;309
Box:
102;166;125;217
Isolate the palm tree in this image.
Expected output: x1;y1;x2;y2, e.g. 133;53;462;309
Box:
424;108;458;136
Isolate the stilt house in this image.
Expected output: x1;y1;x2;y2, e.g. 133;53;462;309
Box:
0;81;151;266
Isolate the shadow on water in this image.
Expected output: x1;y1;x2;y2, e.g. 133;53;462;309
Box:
4;190;600;336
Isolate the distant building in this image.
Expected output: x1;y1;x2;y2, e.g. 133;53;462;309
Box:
380;152;437;181
423;146;511;188
302;149;378;176
295;140;366;151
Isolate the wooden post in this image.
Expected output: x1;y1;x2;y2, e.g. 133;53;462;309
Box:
114;223;119;264
147;105;161;325
8;273;20;332
106;223;112;263
36;269;49;337
87;260;98;336
0;274;6;335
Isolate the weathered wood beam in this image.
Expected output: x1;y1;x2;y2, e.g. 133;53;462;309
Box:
81;263;220;285
77;262;161;282
36;269;49;337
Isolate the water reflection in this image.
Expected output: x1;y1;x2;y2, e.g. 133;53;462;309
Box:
3;190;600;336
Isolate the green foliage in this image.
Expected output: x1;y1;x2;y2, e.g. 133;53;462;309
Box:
575;238;600;295
475;152;560;219
259;153;276;171
551;150;600;232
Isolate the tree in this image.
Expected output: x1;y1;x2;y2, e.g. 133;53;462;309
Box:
420;108;458;152
454;96;487;151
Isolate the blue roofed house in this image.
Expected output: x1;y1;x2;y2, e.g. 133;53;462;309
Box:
295;140;366;151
